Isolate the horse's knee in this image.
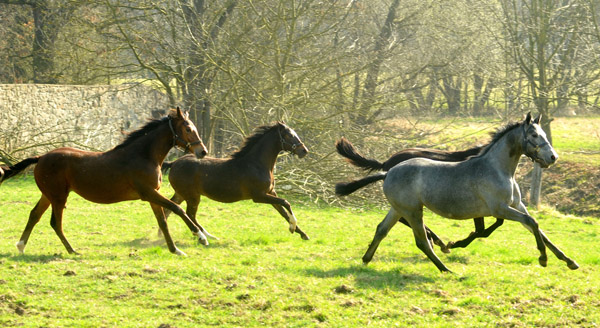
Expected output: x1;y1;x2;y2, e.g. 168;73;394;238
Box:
525;216;539;230
374;224;389;239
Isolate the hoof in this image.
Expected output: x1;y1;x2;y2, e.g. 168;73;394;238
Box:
195;231;209;246
174;248;187;256
440;243;451;254
15;240;25;254
539;257;548;267
567;261;580;270
301;234;310;241
204;231;219;240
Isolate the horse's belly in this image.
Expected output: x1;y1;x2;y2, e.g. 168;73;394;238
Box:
422;193;489;220
73;184;140;204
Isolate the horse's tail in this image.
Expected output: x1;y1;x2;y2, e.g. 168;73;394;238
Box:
335;137;384;172
161;160;174;173
335;172;387;196
1;157;40;182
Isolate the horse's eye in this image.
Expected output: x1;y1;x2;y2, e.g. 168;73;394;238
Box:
532;133;538;138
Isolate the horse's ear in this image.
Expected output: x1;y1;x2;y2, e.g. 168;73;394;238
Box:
176;106;189;119
534;113;542;124
525;112;532;125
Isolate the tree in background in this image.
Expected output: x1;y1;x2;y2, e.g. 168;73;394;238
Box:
497;0;600;207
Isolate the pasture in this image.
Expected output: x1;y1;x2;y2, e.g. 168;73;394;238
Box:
0;177;599;327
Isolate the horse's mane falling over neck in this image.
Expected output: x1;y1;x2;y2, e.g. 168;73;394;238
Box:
112;110;178;151
471;121;522;159
230;122;282;159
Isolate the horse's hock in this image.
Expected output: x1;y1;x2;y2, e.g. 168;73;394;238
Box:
0;84;169;160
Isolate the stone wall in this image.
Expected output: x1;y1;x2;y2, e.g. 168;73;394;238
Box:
0;84;169;162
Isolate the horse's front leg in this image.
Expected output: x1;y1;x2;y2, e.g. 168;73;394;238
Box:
514;202;578;270
491;203;547;267
268;190;309;240
447;218;504;249
139;188;209;246
363;208;400;264
251;192;297;234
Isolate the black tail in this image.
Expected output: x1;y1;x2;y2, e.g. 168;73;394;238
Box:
335;172;387;196
161;160;174;173
1;157;40;182
335;137;384;172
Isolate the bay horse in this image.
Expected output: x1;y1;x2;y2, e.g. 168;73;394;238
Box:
4;107;210;256
336;113;579;272
335;138;504;251
162;122;310;240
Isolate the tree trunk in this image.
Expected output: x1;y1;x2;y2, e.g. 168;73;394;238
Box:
529;113;552;209
356;0;400;124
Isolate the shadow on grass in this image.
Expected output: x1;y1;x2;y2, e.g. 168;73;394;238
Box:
107;236;239;251
303;263;436;290
0;252;66;263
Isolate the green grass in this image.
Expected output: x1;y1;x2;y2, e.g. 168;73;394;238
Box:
1;177;599;327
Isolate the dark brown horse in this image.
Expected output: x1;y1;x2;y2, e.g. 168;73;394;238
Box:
335;137;504;251
4;108;210;256
162;122;310;240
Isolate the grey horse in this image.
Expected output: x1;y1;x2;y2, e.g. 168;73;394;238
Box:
336;113;579;272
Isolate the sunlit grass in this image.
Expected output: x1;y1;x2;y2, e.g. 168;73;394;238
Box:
1;177;598;327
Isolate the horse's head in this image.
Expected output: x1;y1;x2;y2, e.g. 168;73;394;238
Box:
278;122;309;158
522;112;558;168
169;107;208;159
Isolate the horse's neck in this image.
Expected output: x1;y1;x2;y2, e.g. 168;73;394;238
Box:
123;124;172;165
481;128;523;176
244;131;282;169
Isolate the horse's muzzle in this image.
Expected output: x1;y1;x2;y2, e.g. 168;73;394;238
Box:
193;143;208;159
295;146;309;159
536;148;558;168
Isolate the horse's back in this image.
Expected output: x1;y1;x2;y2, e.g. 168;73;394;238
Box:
384;157;492;219
35;147;141;203
169;155;254;202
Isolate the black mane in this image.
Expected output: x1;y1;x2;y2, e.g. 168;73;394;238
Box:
230;122;282;159
112;117;169;151
472;121;522;158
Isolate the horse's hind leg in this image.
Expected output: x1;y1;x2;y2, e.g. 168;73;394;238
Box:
184;196;217;240
397;218;450;253
362;208;400;264
16;195;50;254
49;199;78;254
402;208;451;272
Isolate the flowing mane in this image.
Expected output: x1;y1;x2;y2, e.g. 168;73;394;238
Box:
471;121;522;158
112;110;177;151
230;122;282;159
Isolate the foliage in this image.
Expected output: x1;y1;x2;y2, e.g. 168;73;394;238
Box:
0;177;598;327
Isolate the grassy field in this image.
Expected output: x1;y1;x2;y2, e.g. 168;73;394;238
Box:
0;177;599;327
